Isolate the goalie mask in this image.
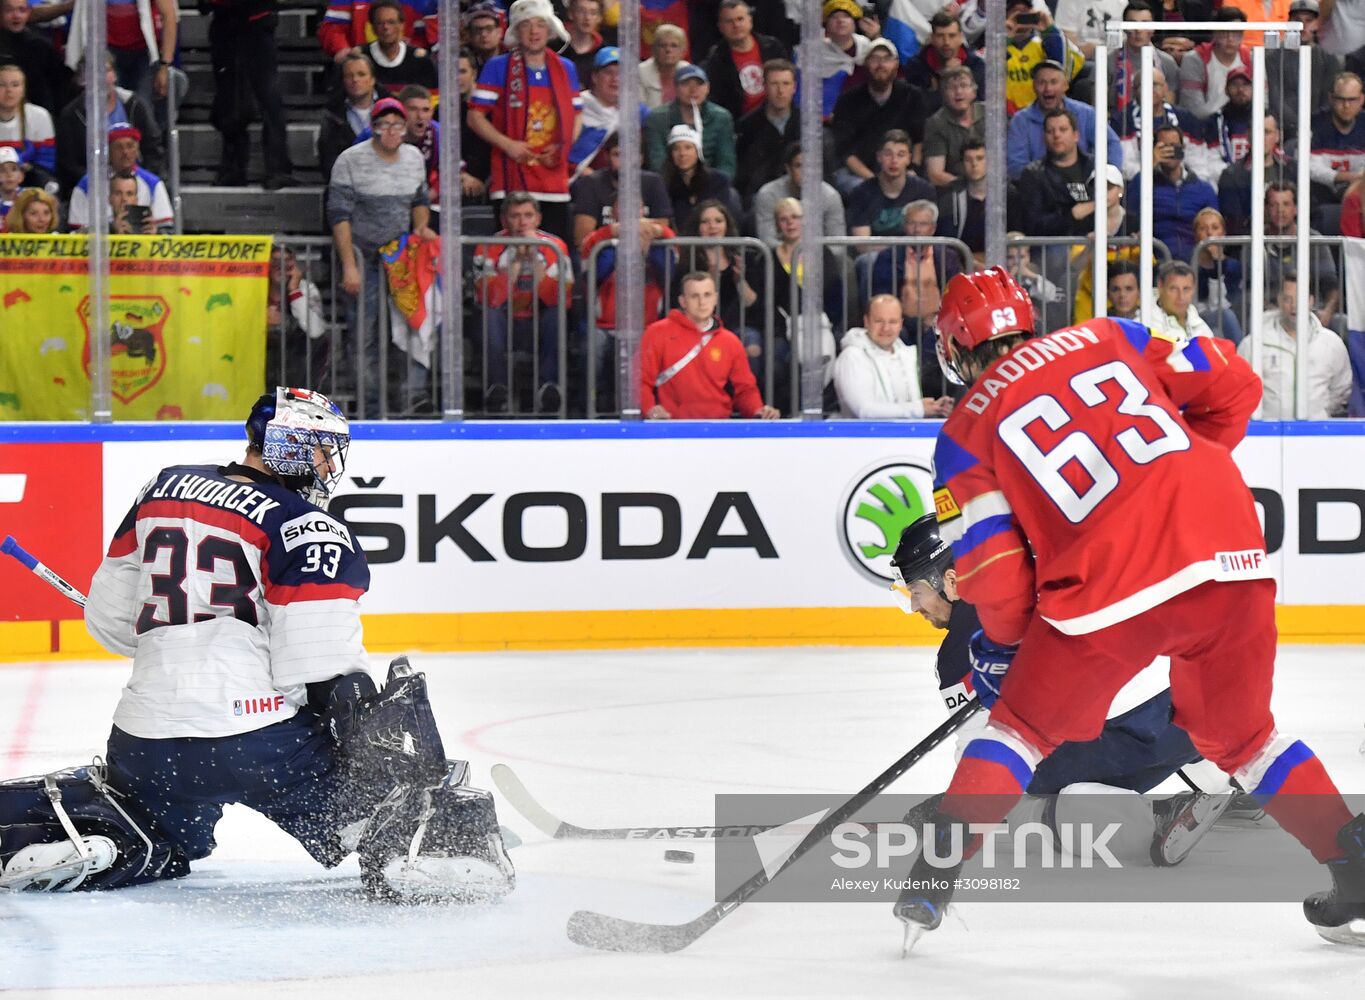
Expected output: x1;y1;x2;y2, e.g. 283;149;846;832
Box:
889;514;953;613
246;387;349;508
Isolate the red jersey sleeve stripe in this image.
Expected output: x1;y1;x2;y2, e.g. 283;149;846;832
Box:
266;582;366;604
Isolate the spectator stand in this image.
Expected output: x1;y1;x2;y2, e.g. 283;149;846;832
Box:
176;2;327;233
1193;233;1353;413
1095;18;1318;417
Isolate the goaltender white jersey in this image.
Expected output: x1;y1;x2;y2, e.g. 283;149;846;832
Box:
85;463;371;739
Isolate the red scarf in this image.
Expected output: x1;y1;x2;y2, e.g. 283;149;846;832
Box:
496;46;577;191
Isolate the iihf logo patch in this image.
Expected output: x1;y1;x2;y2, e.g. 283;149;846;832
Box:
1215;549;1268;578
233;700;243;716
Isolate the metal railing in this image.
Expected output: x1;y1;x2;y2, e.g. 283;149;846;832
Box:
166;68;188;236
268;237;440;421
466;234;571;419
268;236;356;411
272;233;575;421
49;224;1360;424
1004;234;1171;330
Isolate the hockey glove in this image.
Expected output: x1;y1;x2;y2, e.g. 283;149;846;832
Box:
968;630;1018;709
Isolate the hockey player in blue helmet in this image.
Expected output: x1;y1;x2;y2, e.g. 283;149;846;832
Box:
244;386;351;509
0;387;514;902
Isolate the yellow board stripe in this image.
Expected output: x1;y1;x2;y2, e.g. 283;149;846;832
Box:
1;605;1363;661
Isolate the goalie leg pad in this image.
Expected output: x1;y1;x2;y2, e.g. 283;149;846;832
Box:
358;761;515;904
0;763;186;892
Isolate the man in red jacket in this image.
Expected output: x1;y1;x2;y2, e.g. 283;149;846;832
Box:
640;271;779;419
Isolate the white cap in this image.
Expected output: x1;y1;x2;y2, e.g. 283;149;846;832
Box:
505;0;569;44
1092;163;1125;188
0;147;19;166
667;124;702;150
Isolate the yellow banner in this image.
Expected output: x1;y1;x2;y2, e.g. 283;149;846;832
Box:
0;234;270;420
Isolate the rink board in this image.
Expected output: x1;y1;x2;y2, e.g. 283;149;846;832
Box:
1;421;1364;654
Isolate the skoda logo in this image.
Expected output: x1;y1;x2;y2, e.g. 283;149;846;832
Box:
839;461;936;584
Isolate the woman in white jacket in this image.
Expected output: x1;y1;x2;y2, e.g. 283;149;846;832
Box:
834;295;954;419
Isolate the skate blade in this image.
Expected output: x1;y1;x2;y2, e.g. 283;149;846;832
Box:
1315;918;1365;948
899;919;929;958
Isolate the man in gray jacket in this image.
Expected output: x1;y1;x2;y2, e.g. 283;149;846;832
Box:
327;97;436;416
752;143;845;245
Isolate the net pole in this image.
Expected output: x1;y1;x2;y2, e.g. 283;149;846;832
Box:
1294;39;1313;420
438;0;464;419
84;6;110;422
983;0;1008;267
1249;43;1267;418
616;0;643;419
1138;45;1154;322
798;0;826;418
1093;36;1111;318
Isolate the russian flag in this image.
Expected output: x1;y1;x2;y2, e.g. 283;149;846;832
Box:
882;0;930;63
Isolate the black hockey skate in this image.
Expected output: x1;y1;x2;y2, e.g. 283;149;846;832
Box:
1304;813;1365;947
892;820;963;956
1150;790;1235;867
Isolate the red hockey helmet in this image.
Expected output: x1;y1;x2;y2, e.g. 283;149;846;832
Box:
935;267;1035;384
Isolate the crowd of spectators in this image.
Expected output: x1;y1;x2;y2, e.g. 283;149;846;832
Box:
4;0;1364;418
323;0;1354;416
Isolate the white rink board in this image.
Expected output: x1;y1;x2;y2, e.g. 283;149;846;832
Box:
98;423;1365;615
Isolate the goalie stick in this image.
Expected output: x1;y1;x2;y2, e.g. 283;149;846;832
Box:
565;698;982;953
2;535;87;608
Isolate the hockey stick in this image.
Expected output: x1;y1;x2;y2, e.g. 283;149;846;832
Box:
493;763;941;842
566;698;983;953
2;535;87;608
492;763;784;841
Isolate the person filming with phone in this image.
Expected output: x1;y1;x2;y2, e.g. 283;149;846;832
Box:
1003;0;1082;115
1130;122;1218;261
109;173;155;236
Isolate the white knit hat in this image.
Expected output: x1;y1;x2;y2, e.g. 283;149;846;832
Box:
505;0;569;45
667;124;703;155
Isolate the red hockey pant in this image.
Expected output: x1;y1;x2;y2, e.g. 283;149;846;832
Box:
992;578;1277;774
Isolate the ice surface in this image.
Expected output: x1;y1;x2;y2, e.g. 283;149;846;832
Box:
2;646;1364;999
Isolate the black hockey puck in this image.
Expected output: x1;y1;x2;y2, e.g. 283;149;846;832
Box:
664;849;695;864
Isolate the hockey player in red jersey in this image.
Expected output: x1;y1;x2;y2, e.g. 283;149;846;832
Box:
895;268;1365;950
